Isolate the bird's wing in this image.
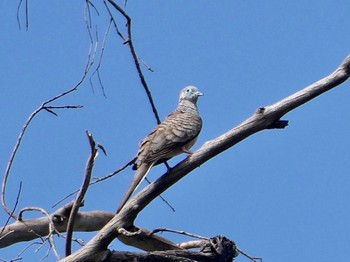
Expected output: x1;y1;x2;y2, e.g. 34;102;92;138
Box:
137;110;202;165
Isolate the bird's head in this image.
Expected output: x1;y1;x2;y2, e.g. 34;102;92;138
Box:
179;86;203;103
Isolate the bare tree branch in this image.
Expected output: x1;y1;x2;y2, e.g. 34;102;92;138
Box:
59;55;350;261
0;202;114;248
105;0;161;124
52;157;136;209
236;247;262;262
17;0;29;31
65;131;98;256
116;55;350;225
1;7;98;219
18;207;61;260
6;3;350;261
3;54;348;259
144;177;176;212
62;235;238;262
89;19;112;96
2;54;348;260
150;228;208;241
0;182;22;237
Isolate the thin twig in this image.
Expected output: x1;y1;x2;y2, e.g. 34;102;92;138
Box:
54;160;174;213
2;107;41;219
138;56;154;72
85;0;108;96
60;233;86;247
16;0;23;30
52;157;135;208
236;247;263;262
103;1;127;41
25;0;29;30
144;177;175;212
0;182;22;237
65;131;98;256
90;19;112;97
18;207;61;260
1;9;97;219
86;0;100;16
43;105;83;116
150;228;208;240
105;0;161;124
85;0;93;28
44;105;83;110
16;0;29;31
93;157;136;183
12;241;45;262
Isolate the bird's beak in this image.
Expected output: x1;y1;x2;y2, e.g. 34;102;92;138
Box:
196;91;204;96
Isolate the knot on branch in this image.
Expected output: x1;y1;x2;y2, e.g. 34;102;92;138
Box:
201;235;239;261
267;119;289;129
51;201;84;225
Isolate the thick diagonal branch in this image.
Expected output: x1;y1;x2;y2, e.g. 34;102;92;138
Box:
121;55;350;222
60;55;350;261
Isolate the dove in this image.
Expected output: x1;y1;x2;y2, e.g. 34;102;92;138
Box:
117;86;203;213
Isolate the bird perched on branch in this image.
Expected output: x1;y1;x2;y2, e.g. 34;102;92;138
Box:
117;86;203;213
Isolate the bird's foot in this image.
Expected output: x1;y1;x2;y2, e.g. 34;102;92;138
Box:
164;161;172;173
181;147;194;155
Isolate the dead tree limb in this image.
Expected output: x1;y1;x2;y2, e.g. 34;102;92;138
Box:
1;54;349;260
60;55;350;261
0;202;114;248
65;131;98;256
1;23;96;219
105;0;161;124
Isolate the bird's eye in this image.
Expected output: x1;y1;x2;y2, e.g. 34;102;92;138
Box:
186;89;191;93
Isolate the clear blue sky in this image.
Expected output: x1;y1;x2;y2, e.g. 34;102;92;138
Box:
1;1;349;261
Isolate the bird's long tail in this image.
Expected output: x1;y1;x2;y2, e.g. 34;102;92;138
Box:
117;162;153;213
